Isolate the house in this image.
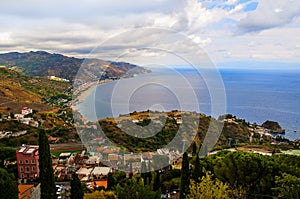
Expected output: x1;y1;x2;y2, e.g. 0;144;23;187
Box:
21;107;33;115
85;156;100;166
15;114;24;120
18;184;34;199
91;167;111;180
58;153;72;164
76;167;94;181
48;136;59;143
89;180;108;190
16;145;39;182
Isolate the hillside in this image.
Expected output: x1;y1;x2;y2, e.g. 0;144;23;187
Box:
0;68;70;113
0;51;149;82
76;111;252;153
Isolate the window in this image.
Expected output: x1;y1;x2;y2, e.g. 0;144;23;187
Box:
26;167;30;172
25;159;29;164
19;160;23;164
32;167;35;171
20;167;23;172
31;160;35;164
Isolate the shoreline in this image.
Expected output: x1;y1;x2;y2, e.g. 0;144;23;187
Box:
71;79;113;111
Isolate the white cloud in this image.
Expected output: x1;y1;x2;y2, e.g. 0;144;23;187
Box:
0;0;299;67
238;0;300;33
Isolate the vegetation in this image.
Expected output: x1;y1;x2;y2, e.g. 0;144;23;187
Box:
0;67;70;113
39;129;56;199
0;168;18;199
71;172;84;199
84;190;118;199
114;177;161;199
196;151;300;198
0;51;149;82
187;171;235;199
180;152;190;199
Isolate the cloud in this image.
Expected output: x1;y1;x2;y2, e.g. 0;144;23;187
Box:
237;0;300;33
0;0;299;67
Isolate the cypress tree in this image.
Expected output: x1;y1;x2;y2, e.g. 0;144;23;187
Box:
141;161;147;185
180;152;190;199
39;129;56;199
192;142;197;156
192;154;201;183
147;161;152;184
71;172;84;199
129;163;133;179
153;170;160;191
107;172;115;190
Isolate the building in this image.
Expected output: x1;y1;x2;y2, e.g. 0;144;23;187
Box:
18;184;34;199
21;107;33;115
16;145;39;182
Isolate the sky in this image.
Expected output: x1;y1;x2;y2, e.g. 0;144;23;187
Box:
0;0;300;69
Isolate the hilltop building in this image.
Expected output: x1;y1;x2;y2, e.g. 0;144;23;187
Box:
16;145;39;182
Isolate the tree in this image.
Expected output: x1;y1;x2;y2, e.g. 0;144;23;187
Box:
84;190;117;199
0;168;18;199
71;172;83;199
39;129;56;199
273;173;300;198
115;177;161;199
141;161;147;185
153;171;161;191
147;161;152;184
192;154;201;183
0;147;17;175
192;142;197;156
186;171;233;199
107;172;116;190
129;163;133;179
180;152;190;199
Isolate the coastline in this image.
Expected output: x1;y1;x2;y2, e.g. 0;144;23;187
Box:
71;80;112;111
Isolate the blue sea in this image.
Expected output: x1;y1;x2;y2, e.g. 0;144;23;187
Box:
78;68;300;140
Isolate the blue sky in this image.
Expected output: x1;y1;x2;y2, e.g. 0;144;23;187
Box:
0;0;299;69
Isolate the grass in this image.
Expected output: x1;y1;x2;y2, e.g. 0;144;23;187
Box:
280;150;300;155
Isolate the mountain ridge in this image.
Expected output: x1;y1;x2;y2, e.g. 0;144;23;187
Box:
0;51;149;82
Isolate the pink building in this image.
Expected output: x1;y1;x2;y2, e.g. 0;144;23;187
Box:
16;145;39;181
21;107;33;115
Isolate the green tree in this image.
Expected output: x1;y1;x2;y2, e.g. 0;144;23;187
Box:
39;129;56;199
192;142;197;156
180;152;190;199
115;177;160;199
0;147;17;175
141;161;147;185
192;154;201;183
107;172;116;190
153;170;161;191
84;190;117;199
186;171;233;199
273;173;300;198
147;161;152;184
71;172;84;199
0;168;18;199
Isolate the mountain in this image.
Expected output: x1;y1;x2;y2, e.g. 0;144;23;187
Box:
0;51;149;82
0;67;70;113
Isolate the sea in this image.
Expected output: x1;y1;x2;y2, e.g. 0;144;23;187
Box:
78;68;300;141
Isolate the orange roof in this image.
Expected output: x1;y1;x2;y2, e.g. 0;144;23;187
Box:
48;136;59;141
103;149;115;154
18;184;34;199
89;180;108;189
108;154;118;161
96;147;105;152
